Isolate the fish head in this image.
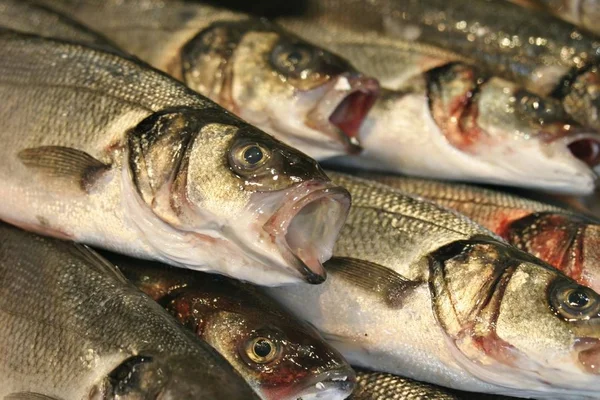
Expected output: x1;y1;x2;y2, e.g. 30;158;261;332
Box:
181;18;379;159
90;352;255;399
560;66;600;133
429;236;600;397
191;293;355;400
427;63;599;194
127;107;350;285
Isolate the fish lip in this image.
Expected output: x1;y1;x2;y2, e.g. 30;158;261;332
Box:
306;74;380;155
291;369;357;400
575;337;600;375
557;131;600;169
264;182;351;284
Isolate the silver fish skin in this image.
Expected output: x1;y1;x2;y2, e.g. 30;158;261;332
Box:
33;0;380;159
276;19;600;194
510;0;600;36
0;30;351;286
0;222;259;399
281;0;600;133
359;171;600;293
105;253;357;400
266;172;600;399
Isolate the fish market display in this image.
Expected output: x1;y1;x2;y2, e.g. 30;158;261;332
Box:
290;0;600;135
0;222;258;399
510;0;600;36
277;17;600;194
266;172;600;399
34;0;380;159
0;30;351;286
360;171;600;292
107;253;356;400
350;369;461;399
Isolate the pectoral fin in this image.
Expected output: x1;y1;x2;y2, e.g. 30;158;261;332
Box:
18;146;110;192
325;257;420;308
5;393;62;400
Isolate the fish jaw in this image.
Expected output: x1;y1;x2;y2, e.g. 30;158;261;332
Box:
271;369;356;400
245;181;352;284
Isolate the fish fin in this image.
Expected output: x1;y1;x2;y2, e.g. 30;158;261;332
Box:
325;257;420;308
18;146;110;192
5;393;62;400
70;244;129;285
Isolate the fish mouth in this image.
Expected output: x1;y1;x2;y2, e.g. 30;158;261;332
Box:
264;182;351;284
566;135;600;168
307;74;379;155
576;337;600;375
293;369;356;400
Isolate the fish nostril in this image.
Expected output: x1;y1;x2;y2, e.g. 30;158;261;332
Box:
568;138;600;167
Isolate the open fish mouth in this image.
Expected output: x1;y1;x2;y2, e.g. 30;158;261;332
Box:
293;369;356;400
565;135;600;168
265;183;351;284
307;74;379;155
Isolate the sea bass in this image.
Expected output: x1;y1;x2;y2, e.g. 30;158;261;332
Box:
0;222;258;399
350;369;460;399
285;0;600;135
266;173;600;399
0;30;350;286
276;20;600;194
360;172;600;292
106;253;356;400
32;0;379;158
510;0;600;36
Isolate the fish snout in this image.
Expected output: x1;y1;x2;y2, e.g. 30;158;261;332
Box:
294;368;357;400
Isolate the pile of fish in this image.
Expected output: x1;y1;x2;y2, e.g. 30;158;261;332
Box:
0;0;599;399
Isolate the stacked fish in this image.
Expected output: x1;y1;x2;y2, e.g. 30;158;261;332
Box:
0;0;599;399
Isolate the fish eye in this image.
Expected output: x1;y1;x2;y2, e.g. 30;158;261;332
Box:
244;337;280;364
228;141;270;173
271;42;315;76
549;279;600;321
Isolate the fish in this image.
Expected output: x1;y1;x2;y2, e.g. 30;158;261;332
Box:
282;0;600;136
104;252;357;400
0;29;351;286
32;0;380;159
350;368;510;399
275;18;600;194
265;172;600;399
0;222;259;399
358;171;600;293
509;0;600;36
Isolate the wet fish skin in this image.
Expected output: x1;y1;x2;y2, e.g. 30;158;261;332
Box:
510;0;600;36
0;30;350;286
360;172;600;293
0;222;258;399
286;0;600;131
278;18;600;193
34;0;380;159
105;253;357;400
266;172;600;399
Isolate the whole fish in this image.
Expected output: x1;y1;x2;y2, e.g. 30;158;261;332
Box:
510;0;600;36
105;253;356;400
0;30;351;286
32;0;380;159
284;0;600;134
266;172;600;399
359;171;600;292
276;19;600;194
0;222;258;399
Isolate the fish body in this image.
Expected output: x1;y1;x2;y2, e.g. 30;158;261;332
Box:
0;222;258;399
362;172;600;292
510;0;600;36
266;173;600;399
274;19;600;194
282;0;600;134
33;0;379;158
108;254;356;400
0;30;350;286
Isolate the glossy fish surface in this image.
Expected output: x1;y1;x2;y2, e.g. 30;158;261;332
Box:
0;223;258;399
0;30;350;286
